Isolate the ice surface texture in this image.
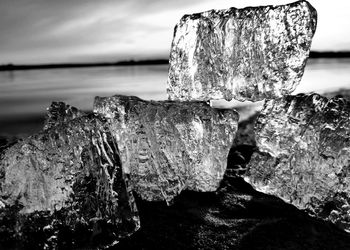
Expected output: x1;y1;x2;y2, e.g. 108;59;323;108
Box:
244;94;350;231
0;103;139;247
94;95;238;203
168;0;317;101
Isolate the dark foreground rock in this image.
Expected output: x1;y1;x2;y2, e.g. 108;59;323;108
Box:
94;95;238;203
115;175;350;250
0;103;139;249
243;94;350;232
167;0;317;101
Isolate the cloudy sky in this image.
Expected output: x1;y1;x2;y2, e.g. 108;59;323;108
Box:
0;0;349;64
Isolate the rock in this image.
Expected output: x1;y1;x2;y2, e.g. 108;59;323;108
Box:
93;95;238;203
225;113;259;177
0;106;139;248
167;0;317;102
232;112;259;148
243;94;350;232
116;175;350;250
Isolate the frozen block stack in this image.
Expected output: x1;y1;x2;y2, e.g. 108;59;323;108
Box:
1;0;330;247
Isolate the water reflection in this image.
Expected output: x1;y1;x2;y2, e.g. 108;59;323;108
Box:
0;65;168;117
294;58;350;94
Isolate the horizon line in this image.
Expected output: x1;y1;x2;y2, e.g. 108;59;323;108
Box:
1;51;350;71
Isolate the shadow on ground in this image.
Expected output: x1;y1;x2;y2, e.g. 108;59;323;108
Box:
116;175;350;250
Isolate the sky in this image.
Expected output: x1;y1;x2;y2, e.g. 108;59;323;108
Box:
0;0;349;64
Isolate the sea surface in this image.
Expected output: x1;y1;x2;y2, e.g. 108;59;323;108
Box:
0;58;350;136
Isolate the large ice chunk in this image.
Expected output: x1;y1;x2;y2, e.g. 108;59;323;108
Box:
167;0;317;101
243;94;350;231
94;95;238;203
0;103;139;248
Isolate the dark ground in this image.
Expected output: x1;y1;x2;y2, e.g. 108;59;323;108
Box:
115;178;350;250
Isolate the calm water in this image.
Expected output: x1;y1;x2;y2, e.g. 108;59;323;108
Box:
0;58;350;136
0;65;168;117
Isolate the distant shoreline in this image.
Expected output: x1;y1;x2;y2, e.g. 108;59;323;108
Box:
309;51;350;58
0;59;169;71
1;52;350;71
